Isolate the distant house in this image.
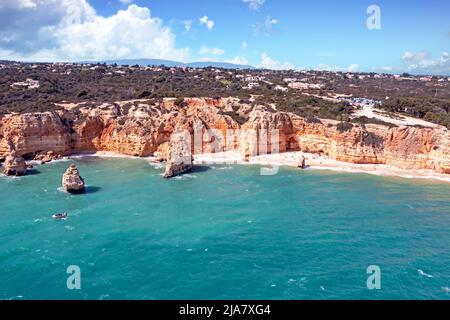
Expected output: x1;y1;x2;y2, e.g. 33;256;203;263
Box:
11;78;40;89
337;96;382;107
419;76;432;82
288;82;324;90
245;75;264;82
274;85;288;92
283;78;297;83
244;82;260;90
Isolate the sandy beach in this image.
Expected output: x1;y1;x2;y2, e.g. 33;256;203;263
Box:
194;151;450;183
33;150;450;183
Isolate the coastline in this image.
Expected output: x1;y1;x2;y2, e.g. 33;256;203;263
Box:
13;150;450;183
194;151;450;183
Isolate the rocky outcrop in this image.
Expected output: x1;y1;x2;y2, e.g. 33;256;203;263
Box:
2;151;27;176
62;164;85;193
239;106;296;161
0;97;449;175
163;130;194;178
0;112;70;160
34;151;63;164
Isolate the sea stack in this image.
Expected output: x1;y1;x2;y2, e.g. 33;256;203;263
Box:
62;164;85;193
163;131;194;179
2;151;28;176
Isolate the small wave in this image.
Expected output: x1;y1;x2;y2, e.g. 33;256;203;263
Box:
442;287;450;294
210;165;233;170
287;279;296;284
418;269;433;278
64;226;75;231
173;174;197;180
0;174;21;181
71;152;151;161
28;158;70;166
33;218;42;223
57;187;68;194
148;162;164;169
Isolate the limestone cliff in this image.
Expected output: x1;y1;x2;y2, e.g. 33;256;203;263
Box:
0;98;449;175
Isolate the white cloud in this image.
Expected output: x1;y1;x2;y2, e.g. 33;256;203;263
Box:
0;0;37;9
258;52;294;70
401;50;450;75
316;63;360;72
253;15;279;36
402;51;414;61
265;16;279;29
226;56;249;65
380;66;394;72
183;20;193;33
316;63;334;71
241;0;265;11
199;46;225;56
402;51;429;62
348;64;359;72
370;51;450;75
241;41;248;50
119;0;133;4
199;15;214;30
0;0;96;56
0;2;189;62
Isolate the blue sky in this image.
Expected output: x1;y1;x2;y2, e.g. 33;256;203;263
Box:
0;0;449;74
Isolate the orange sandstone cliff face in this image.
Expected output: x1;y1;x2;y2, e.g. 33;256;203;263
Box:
0;98;449;174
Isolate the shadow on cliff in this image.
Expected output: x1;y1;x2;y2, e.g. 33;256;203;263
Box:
85;186;101;194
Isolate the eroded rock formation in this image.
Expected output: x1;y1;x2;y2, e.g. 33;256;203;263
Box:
2;151;27;176
62;164;85;193
0;97;449;175
163;130;194;178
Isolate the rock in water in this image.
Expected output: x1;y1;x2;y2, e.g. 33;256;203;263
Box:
62;164;85;193
298;154;307;169
34;151;62;164
2;151;27;176
163;131;194;179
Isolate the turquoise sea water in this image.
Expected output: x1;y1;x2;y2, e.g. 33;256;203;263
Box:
0;157;449;300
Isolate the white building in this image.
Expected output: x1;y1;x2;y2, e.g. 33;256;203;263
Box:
11;78;40;89
274;85;288;92
288;82;324;90
244;82;260;90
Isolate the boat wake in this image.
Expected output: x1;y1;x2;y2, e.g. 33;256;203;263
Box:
417;269;433;278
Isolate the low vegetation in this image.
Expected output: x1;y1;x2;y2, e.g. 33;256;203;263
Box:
1;62;449;130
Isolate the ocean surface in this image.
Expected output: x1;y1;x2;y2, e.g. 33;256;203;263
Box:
0;157;449;300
